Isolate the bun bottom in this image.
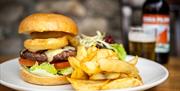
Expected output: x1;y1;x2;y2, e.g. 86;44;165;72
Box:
20;67;69;85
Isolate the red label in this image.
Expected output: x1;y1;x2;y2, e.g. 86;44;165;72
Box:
143;14;169;25
143;14;170;53
157;28;168;44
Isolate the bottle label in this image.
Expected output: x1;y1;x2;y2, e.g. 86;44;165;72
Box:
143;14;170;53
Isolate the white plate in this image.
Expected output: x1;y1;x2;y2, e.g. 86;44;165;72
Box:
0;56;168;91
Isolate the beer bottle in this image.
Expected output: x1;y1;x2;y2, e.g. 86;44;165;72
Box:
142;0;170;64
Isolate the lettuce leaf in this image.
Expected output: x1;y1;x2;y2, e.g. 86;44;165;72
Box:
111;44;126;60
29;62;57;75
58;67;73;75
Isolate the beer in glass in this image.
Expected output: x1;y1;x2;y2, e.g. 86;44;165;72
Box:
128;27;156;60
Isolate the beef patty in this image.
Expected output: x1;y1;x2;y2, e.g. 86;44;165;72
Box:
20;49;76;62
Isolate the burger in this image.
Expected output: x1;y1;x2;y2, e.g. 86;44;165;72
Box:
18;13;79;85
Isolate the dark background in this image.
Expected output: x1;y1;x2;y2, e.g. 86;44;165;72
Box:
0;0;179;57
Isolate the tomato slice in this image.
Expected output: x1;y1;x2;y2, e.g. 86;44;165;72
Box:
19;58;70;69
54;62;70;69
19;58;36;66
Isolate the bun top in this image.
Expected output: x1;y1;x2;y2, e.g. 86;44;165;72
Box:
18;13;78;35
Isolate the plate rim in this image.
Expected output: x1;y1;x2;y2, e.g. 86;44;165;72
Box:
117;57;169;91
0;56;169;91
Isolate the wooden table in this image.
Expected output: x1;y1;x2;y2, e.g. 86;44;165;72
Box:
0;56;180;91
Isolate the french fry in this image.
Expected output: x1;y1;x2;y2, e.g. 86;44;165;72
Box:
87;46;98;54
104;72;120;80
128;56;138;65
71;68;88;80
96;49;118;60
81;60;101;75
119;73;129;79
76;45;87;61
89;73;106;80
98;58;138;74
128;73;142;82
67;45;143;91
81;50;97;63
68;57;80;69
102;78;143;90
67;77;109;91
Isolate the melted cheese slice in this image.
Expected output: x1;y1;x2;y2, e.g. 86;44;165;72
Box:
45;46;75;62
45;49;63;62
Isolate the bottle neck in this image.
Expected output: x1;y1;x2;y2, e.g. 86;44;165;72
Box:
143;0;169;15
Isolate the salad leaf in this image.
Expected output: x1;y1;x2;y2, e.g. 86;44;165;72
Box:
30;62;57;75
58;67;73;75
30;69;58;77
111;44;126;60
79;31;105;47
78;31;127;60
